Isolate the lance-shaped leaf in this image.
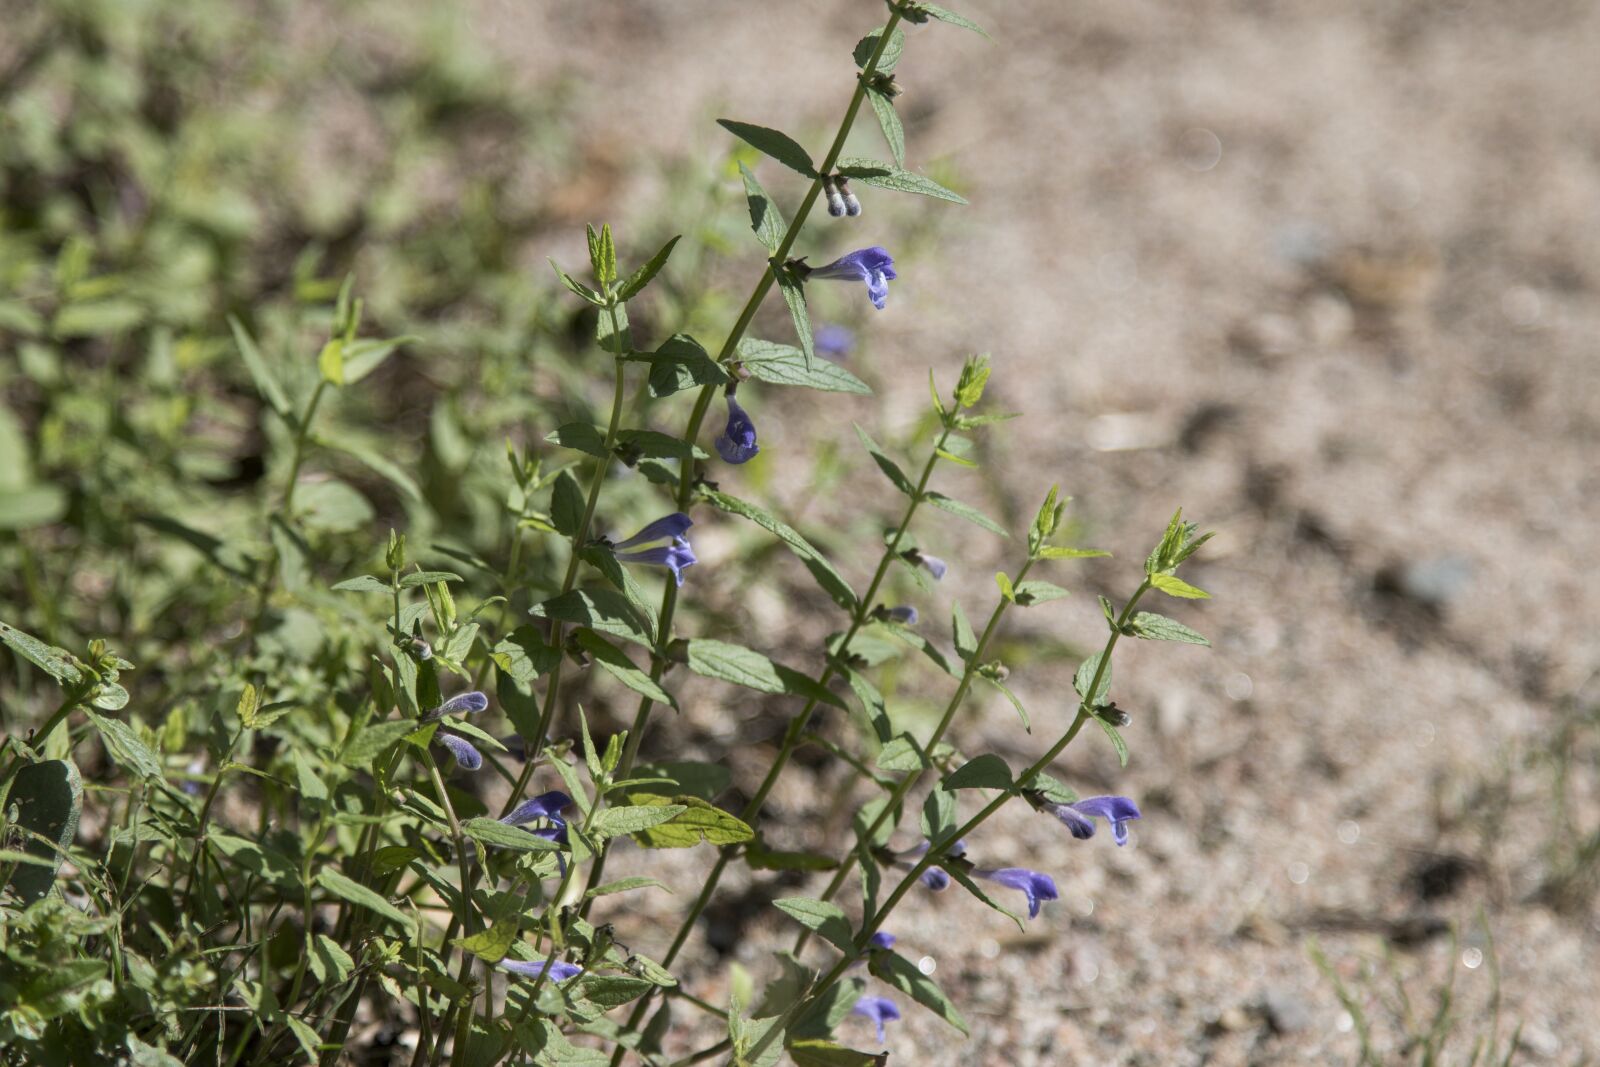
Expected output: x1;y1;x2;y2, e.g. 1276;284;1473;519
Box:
550;470;585;538
546;422;608;458
1150;573;1211;600
683;639;844;708
591;803;687;838
533;589;653;646
853;424;915;496
867;89;905;167
1011;579;1070;606
627;794;754;848
944;753;1012;791
573;629;675;708
735;338;871;395
983;675;1031;732
773;898;855;954
616;234;681;301
453;917;521;963
461;818;561;853
317;869;417;936
1096;713;1130;767
836;158;967;205
776;263;815;364
790;1041;888;1067
740;163;785;254
1127;611;1209;645
717;120;817;177
916;4;991;37
1074;651;1112;708
701;488;857;611
928;491;1006;534
0;620;83;686
868;951;968;1035
227;316;291;417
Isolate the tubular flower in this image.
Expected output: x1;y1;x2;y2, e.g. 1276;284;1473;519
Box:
1046;795;1142;845
851;996;901;1044
426;691;490;770
808;247;897;310
714;394;760;464
905;548;947;580
885;605;918;625
972;867;1059;919
499;959;582;982
612;513;697;586
434;732;483;771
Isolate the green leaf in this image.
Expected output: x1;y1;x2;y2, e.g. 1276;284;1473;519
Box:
1038;544;1111;560
227;316;291;417
916;4;991;37
735;338;871;395
700;488;857;611
717;120;816;177
881;621;961;677
309;934;354;984
315;436;424;502
1021;771;1078;805
87;712;162;779
925;491;1006;536
1012;579;1070;606
945;753;1011;790
853;424;915;496
317;338;345;385
919;785;957;844
683;639;843;708
587;223;618;287
868;951;968;1034
875;734;928;773
853;28;906;73
597;300;631;354
776;264;814;364
1073;651;1111;708
551;470;585;538
533;588;653;645
739;163;785;254
284;1017;321;1063
615;428;707;462
644;333;732;398
836;158;967;205
461;818;561;853
628;794;754;848
634;761;731;802
866;88;905;168
317;869;417;936
945;866;1025;929
0;758;82;903
995;572;1015;602
550;259;605;306
573;629;676;708
546;423;608;458
341;336;412;385
585;876;670;900
951;600;977;663
293;749;328;802
454;916;522;963
0;620;83;685
591;804;687;837
983;676;1031;732
616;235;681;301
1150;573;1211;600
744;840;839;872
1128;610;1209;645
399;570;463;588
1096;714;1130;767
790;1041;887;1067
340;718;420;767
772;898;854;954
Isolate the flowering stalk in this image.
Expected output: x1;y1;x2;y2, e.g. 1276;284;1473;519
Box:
736;576;1155;1065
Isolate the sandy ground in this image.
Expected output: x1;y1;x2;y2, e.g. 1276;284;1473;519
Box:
452;2;1600;1063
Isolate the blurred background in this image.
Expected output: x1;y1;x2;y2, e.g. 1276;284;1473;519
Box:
4;0;1599;1063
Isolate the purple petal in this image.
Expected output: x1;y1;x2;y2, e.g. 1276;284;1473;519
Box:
713;395;760;464
886;605;918;625
435;732;482;771
499;959;582;981
868;931;896;950
917;554;948;580
1047;803;1097;840
612;513;693;550
974;867;1059;919
851;995;901;1044
1067;795;1142;846
426;691;489;721
615;542;697;586
809;247;896;310
918;867;951;892
501;790;575;825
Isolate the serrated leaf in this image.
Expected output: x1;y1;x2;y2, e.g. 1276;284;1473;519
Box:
551;470;585;538
683;639;842;708
461;818;561;853
853;424;915;496
868;952;967;1035
1128;611;1209;645
454;916;521;963
772;898;854;954
836;158;967;205
735;338;871;395
546;423;609;458
317;869;417;936
944;753;1011;790
628;794;754;848
717;120;816;177
0;620;83;685
1012;579;1070;606
591;804;687;837
866;88;905;168
776;264;814;364
617;235;681;301
925;491;1007;535
852;28;906;73
700;488;857;611
1095;714;1130;767
739;163;785;254
875;734;928;773
1150;573;1211;599
87;712;162;779
573;630;675;707
643;333;731;398
1073;652;1111;708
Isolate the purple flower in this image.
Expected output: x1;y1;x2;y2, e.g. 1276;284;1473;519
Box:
434;731;482;770
1047;795;1141;846
895;840;961;891
815;325;854;361
502;790;574;827
424;691;489;722
972;867;1059;919
611;513;692;550
612;513;697;586
885;605;918;625
851;996;901;1044
714;395;760;464
809;247;897;310
868;931;896;950
499;959;582;982
905;549;947;580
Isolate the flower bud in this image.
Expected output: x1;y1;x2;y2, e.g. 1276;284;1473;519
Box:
837;177;861;217
822;176;846;217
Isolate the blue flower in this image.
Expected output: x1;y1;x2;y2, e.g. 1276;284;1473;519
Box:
809;247;897;310
612;513;696;586
851;995;901;1044
1047;795;1141;845
424;691;489;722
897;840;960;891
815;325;854;361
972;867;1059;919
905;549;947;580
868;931;896;950
499;959;582;982
885;605;918;625
714;395;760;464
611;513;692;550
502;790;573;829
434;732;482;771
